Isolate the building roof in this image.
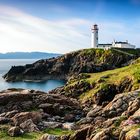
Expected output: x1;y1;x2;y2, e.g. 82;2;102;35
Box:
99;44;112;45
115;41;128;44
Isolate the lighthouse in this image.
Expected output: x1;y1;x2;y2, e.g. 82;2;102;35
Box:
90;24;135;49
91;24;99;48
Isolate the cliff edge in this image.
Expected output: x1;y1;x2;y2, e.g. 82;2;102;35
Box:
3;48;139;82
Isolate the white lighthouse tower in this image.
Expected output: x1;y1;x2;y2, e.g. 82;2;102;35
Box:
91;24;99;48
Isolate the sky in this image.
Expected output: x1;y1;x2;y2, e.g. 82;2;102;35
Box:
0;0;140;53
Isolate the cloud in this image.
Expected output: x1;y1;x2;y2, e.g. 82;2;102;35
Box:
0;5;90;53
0;5;139;54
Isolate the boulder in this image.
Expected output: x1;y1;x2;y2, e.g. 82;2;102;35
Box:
0;117;11;124
6;110;19;118
119;126;140;140
12;111;42;125
125;128;140;140
100;91;139;118
87;106;102;118
60;135;70;140
77;117;93;125
91;128;112;140
40;134;61;140
62;123;75;130
39;103;53;114
20;119;39;132
42;121;62;129
20;101;33;110
8;126;23;137
64;114;75;122
102;117;120;128
0;110;18;118
133;108;140;117
121;116;140;126
53;116;62;122
94;116;105;126
93;84;117;105
125;98;140;116
69;126;89;140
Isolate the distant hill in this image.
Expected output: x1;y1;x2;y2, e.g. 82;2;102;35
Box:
0;52;61;59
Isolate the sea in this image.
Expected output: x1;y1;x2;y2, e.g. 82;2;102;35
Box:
0;59;65;92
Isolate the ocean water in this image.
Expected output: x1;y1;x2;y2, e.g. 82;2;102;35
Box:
0;59;65;92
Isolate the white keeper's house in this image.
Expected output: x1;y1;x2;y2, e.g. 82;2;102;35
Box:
91;24;135;49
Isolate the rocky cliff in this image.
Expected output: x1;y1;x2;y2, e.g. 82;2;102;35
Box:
3;48;138;82
50;57;140;106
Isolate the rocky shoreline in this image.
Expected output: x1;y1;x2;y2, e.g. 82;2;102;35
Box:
1;48;140;139
0;88;139;140
0;89;83;139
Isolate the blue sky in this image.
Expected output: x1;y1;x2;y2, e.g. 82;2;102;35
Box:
0;0;140;53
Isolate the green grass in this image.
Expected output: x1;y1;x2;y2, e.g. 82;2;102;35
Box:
77;48;140;68
114;116;127;127
0;128;73;140
44;128;74;136
64;57;140;103
125;124;140;137
113;48;140;56
79;48;113;64
0;130;42;140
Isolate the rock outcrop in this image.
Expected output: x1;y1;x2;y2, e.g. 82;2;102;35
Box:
0;89;83;139
77;90;140;140
3;48;135;82
0;88;139;139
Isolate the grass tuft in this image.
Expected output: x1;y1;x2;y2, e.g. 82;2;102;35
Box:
0;128;73;140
